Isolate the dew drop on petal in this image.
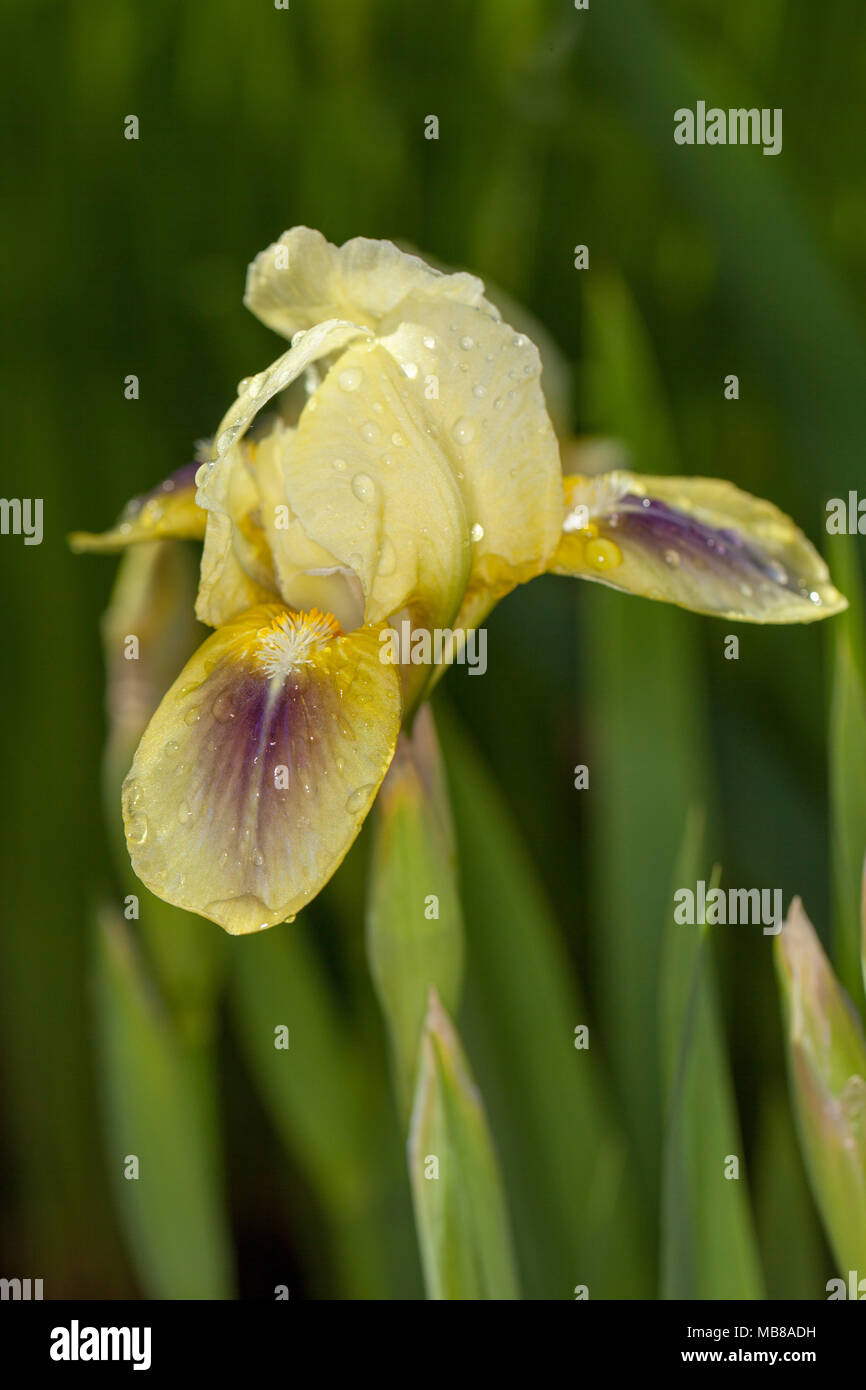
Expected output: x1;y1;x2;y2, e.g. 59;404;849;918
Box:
351;472;377;503
339;366;363;392
585;538;622;571
402;362;418;379
183;706;201;726
470;522;485;543
333;457;347;471
422;335;436;350
252;848;264;867
346;784;374;814
460;336;474;350
452;417;475;445
360;421;379;444
128;815;148;845
178;801;193;825
663;549;680;569
212;691;235;723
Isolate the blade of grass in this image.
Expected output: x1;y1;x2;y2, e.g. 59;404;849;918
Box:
660;817;765;1299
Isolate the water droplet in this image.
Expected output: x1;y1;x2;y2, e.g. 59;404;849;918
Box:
352;472;377;503
183;706;201;726
360;421;379;444
128;815;148;845
378;538;397;575
178;801;193;825
348;551;364;572
585;538;622;571
212;690;234;722
164;739;179;757
422;335;436;350
125;779;143;809
512;334;527;347
252;848;264;867
194;463;210;487
237;376;251;396
333;457;347;471
765;559;788;586
460;335;474;350
663;549;680;569
493;397;504;410
335;756;345;773
470;522;485;543
339;366;363;392
216;429;233;453
247;373;264;398
346;784;374;814
472;384;487;398
391;432;405;447
291;329;306;346
452;417;475;445
402;362;418;379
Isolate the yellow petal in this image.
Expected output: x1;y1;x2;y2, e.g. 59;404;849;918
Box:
551;472;847;623
122;604;402;934
194;440;278;627
70;463;205;553
202;317;366;463
245;227;493;341
283;343;472;629
377;297;563;582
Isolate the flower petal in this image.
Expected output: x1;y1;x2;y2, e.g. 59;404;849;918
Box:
245;227;493;341
550;472;847;622
70;463;205;553
378;297;563;582
121;604;402;934
281;343;473;629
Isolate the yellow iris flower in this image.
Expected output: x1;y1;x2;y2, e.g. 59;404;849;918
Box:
72;228;846;935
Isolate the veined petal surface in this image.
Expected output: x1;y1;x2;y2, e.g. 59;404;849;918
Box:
551;472;846;622
121;603;401;934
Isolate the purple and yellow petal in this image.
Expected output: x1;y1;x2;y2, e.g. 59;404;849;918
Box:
70;463;205;552
121;603;402;934
551;472;846;623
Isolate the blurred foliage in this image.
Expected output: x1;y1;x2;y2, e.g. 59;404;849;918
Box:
1;0;865;1298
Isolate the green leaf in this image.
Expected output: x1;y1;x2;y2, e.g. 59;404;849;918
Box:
660;817;765;1299
94;905;234;1298
437;704;649;1299
828;534;866;1013
775;897;866;1274
408;990;519;1300
366;705;464;1118
231;921;409;1300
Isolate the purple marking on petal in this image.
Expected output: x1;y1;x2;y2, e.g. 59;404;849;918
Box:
123;462;201;519
615;493;800;595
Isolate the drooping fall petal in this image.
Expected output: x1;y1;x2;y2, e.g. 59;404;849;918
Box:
122;603;402;934
70;463;205;553
551;472;846;622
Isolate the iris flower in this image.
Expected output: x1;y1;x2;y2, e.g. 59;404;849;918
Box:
73;228;846;934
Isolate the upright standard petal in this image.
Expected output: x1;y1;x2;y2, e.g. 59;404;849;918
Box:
244;227;493;341
121;604;402;934
281;343;472;631
551;472;846;622
70;463;205;552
